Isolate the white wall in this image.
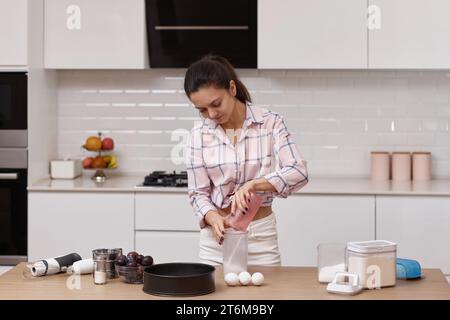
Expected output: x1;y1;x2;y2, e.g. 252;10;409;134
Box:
57;69;450;178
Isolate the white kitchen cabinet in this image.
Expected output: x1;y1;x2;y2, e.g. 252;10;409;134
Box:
135;231;200;263
376;196;450;274
369;0;450;68
135;193;198;231
273;195;375;266
258;0;367;69
135;193;200;263
0;0;28;66
28;192;134;261
44;0;147;69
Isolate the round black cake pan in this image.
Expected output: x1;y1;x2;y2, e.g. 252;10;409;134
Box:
143;262;215;297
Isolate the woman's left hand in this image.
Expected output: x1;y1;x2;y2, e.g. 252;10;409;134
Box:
231;180;256;215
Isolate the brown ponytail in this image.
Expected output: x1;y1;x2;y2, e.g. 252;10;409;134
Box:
184;55;252;104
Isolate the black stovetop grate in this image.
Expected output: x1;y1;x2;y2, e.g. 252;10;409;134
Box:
142;171;188;187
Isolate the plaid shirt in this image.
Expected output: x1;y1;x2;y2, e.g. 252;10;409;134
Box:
185;103;308;228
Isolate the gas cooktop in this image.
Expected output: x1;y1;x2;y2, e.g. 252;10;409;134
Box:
139;171;188;187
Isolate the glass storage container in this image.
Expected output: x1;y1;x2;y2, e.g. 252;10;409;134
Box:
222;229;248;275
317;243;347;283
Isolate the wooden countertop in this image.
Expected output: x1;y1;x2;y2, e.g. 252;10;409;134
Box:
1;263;449;300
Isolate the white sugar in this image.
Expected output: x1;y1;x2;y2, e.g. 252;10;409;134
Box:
318;263;346;283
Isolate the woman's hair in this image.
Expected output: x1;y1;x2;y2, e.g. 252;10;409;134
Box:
184;55;251;104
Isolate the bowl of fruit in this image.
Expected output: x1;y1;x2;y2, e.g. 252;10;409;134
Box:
115;251;154;284
81;132;118;182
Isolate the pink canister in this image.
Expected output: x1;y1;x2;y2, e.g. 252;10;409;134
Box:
370;152;390;181
226;193;262;232
412;152;432;181
392;152;411;181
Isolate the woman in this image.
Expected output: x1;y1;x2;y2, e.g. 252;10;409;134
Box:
184;55;308;266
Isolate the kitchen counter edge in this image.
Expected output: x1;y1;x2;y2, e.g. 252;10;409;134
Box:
27;175;450;196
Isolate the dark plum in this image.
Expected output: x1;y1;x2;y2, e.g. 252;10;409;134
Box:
142;255;154;266
126;261;138;267
136;254;144;265
116;255;128;266
127;251;139;262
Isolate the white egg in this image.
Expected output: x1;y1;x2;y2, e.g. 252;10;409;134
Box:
238;271;252;286
251;272;265;286
224;273;240;286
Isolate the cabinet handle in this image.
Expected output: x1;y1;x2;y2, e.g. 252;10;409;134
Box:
0;173;18;180
154;25;249;30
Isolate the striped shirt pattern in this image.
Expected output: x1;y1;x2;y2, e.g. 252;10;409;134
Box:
185;103;309;228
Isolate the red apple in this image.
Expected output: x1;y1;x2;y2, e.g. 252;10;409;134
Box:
101;137;114;150
82;157;93;169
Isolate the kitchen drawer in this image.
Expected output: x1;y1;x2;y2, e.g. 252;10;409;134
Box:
135;231;200;263
135;193;198;231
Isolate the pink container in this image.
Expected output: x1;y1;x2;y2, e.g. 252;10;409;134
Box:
392;152;412;181
370;152;390;181
412;152;432;181
226;193;262;231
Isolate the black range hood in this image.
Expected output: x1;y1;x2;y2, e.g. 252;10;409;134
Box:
145;0;257;68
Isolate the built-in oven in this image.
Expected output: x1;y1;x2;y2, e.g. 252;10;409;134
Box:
0;72;27;265
145;0;257;68
0;150;27;264
0;72;27;147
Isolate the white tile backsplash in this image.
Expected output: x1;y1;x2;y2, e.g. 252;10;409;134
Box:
406;134;435;146
57;70;450;177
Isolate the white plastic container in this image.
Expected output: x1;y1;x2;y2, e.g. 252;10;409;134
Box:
347;240;397;289
50;159;82;179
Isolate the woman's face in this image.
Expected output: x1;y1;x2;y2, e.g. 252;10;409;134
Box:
189;81;237;124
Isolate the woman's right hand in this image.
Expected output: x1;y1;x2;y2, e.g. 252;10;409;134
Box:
204;210;228;245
